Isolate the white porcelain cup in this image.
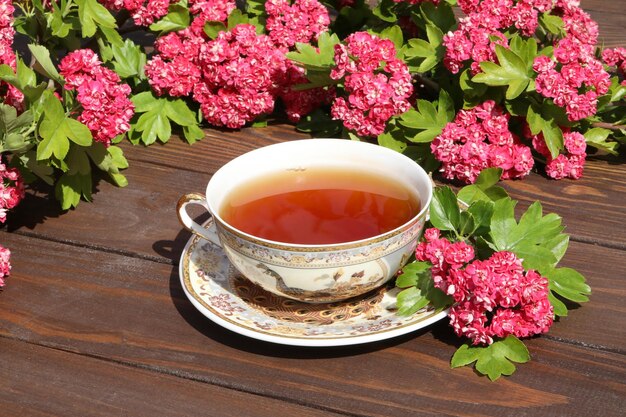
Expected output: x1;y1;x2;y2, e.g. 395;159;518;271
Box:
177;139;432;303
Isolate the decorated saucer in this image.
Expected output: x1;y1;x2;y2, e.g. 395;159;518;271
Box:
179;219;448;347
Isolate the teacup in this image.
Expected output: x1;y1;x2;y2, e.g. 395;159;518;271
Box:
177;139;432;303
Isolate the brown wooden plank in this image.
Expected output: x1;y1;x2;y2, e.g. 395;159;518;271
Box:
0;338;345;417
0;232;624;416
585;0;626;47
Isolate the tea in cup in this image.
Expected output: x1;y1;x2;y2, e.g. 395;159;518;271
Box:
177;139;432;303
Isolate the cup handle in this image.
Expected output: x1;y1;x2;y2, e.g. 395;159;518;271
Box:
176;193;221;246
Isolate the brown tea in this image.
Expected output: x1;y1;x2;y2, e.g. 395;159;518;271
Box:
220;167;420;245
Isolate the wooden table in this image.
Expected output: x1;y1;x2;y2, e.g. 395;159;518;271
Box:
2;3;625;416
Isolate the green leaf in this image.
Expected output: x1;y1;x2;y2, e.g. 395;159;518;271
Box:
473;45;530;99
183;124;205;144
131;91;160;112
287;32;340;69
539;13;565;36
467;200;494;231
107;145;129;170
296;108;342;137
419;1;456;33
460;69;488;97
16;59;37;88
100;25;124;47
508;36;537;71
584;127;618;155
20;151;54;185
541;120;564;159
548;291;569;317
377;129;407;153
372;0;397;23
399;90;454;142
165;99;198;127
489;199;569;273
111;39;147;79
543;233;569;264
527;106;564;158
55;172;92;209
429;186;460;232
402;24;444;73
150;3;190;33
378;25;403;54
396;287;430;316
395;261;452;315
28;44;62;83
66;144;91;175
451;336;530;381
546;267;591;304
132;93;201;145
396;261;430;288
204;21;227;39
512;241;557;272
489;198;518;250
50;6;73;38
37;95;93;161
458;168;508;205
227;9;249;29
75;0;117;38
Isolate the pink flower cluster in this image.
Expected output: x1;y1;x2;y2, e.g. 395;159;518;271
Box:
531;130;587;180
431;100;533;184
443;0;554;75
265;0;335;122
188;0;236;32
0;244;10;287
59;49;135;146
99;0;175;26
145;26;206;98
193;24;287;128
602;47;626;85
0;0;23;109
416;228;554;345
533;45;610;122
0;158;24;224
277;63;335;122
146;0;332;126
330;32;413;137
265;0;330;50
442;13;507;75
532;2;610;122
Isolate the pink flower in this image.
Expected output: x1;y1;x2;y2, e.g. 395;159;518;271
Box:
0;244;11;287
0;0;23;109
99;0;176;26
531;131;587;180
59;50;134;147
416;231;554;346
265;0;330;50
193;24;288;128
329;32;412;137
431;101;533;184
0;158;24;223
276;61;335;122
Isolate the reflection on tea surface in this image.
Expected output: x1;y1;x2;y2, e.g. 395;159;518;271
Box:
220;167;420;244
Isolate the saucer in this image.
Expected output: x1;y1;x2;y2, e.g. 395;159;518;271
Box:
179;219;448;347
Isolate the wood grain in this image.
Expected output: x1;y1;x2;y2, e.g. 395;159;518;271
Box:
0;338;345;417
0;232;624;417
